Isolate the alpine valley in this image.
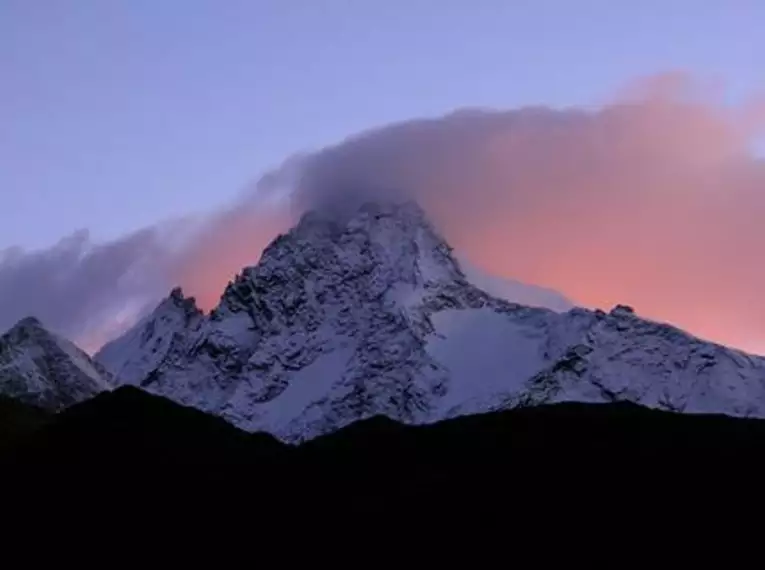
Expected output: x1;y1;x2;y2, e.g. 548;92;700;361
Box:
4;200;765;444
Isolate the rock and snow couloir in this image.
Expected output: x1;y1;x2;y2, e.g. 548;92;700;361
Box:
0;317;112;410
95;200;765;441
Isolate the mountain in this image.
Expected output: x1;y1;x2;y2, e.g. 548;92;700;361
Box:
97;200;509;440
0;317;112;411
96;200;765;442
4;386;765;513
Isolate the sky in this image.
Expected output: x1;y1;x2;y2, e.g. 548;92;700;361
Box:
1;0;764;353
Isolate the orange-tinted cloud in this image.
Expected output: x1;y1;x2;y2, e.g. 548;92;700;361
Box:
168;199;291;311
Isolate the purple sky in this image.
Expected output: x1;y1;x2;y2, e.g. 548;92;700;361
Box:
2;0;762;249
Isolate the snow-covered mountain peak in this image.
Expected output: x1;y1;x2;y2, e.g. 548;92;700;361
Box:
277;199;440;257
16;316;43;328
0;316;111;410
95;287;205;387
4;316;60;347
213;199;467;320
7;316;46;337
94;197;765;442
98;199;502;435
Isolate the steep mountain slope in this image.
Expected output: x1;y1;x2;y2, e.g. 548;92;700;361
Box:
0;317;112;410
96;200;765;441
95;287;204;387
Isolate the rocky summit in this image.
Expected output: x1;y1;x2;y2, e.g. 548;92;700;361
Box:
94;200;765;442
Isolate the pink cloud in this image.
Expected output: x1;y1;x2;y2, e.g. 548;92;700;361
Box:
4;72;765;356
277;72;765;352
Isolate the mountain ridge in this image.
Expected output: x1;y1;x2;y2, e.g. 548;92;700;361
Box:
4;384;760;532
10;383;765;462
92;199;765;441
6;384;765;483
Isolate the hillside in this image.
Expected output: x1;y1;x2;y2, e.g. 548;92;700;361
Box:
0;395;49;451
5;385;765;514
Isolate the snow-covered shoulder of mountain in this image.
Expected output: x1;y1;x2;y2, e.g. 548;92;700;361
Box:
519;305;765;417
458;258;574;312
0;317;112;410
95;199;765;442
452;304;765;420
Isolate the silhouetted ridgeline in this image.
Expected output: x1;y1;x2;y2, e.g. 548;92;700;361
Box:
0;395;49;452
4;385;765;523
